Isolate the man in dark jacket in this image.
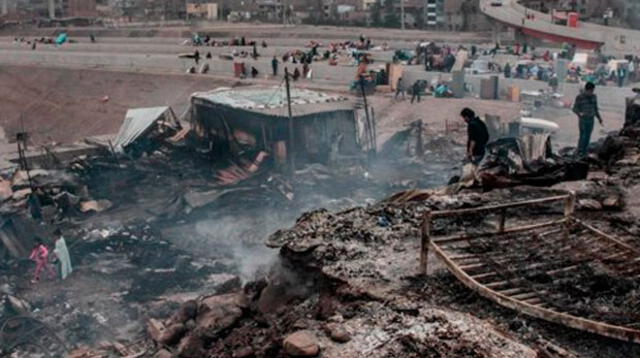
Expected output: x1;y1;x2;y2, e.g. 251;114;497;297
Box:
572;82;603;157
461;108;489;164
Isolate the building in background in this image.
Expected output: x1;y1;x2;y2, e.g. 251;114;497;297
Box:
442;0;490;31
186;2;218;19
66;0;98;17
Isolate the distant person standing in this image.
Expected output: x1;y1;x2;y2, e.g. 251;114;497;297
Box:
53;229;73;280
411;81;421;104
572;82;603;157
272;56;279;76
395;77;406;100
504;63;511;78
194;50;200;65
617;66;627;88
461;108;489;164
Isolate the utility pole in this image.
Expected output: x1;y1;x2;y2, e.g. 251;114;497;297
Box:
284;67;295;172
185;0;189;21
48;0;55;19
400;0;405;31
2;0;7;16
282;0;287;25
358;75;375;156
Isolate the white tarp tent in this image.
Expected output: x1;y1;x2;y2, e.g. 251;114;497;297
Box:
113;106;177;153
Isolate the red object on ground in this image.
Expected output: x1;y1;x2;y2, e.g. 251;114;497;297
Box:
568;12;579;28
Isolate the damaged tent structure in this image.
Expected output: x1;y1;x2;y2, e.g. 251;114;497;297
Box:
189;87;373;168
113;106;181;155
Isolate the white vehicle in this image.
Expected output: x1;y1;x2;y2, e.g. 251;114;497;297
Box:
490;0;503;6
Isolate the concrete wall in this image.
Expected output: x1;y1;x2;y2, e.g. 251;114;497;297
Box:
0;48;631;111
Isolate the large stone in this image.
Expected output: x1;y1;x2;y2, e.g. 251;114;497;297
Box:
159;323;187;345
195;292;247;339
283;330;320;357
324;323;351;343
176;333;205;358
206;273;241;294
170;300;198;324
602;196;624;210
147;318;166;343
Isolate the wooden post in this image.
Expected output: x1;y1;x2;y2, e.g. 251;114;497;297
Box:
563;193;575;240
284;67;295;172
498;207;507;233
420;211;432;274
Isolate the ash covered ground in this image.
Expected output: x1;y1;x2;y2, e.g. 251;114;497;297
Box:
0;129;461;357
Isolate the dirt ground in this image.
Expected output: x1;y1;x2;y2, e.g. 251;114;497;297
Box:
0;65;235;145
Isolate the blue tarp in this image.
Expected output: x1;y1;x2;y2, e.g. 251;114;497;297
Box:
55;33;68;45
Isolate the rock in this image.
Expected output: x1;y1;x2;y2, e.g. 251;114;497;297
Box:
325;323;351;343
283;330;320;357
578;199;602;211
176;333;205;358
147;318;166;343
206;273;241;294
170;300;198;324
159;323;187;345
155;349;173;358
195;292;246;339
200;292;248;311
80;199;113;213
602;196;624;210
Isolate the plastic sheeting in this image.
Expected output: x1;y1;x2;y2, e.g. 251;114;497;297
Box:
113;107;172;153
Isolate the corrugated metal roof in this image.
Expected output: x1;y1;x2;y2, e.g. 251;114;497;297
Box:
113;106;170;152
191;86;354;117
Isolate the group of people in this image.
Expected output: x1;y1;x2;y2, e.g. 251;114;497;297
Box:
191;35;268;49
457;81;604;168
29;229;73;284
394;77;424;104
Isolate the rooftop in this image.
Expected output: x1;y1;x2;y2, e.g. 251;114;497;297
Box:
191;86;353;117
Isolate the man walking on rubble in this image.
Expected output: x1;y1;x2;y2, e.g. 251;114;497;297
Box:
461;108;489;165
572;82;603;157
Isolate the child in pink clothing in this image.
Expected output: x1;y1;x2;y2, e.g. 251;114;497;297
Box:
29;239;56;283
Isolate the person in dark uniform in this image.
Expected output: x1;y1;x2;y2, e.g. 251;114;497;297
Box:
461;108;489;164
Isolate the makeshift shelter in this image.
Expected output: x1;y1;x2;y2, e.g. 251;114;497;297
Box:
113;106;180;154
190;87;371;167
